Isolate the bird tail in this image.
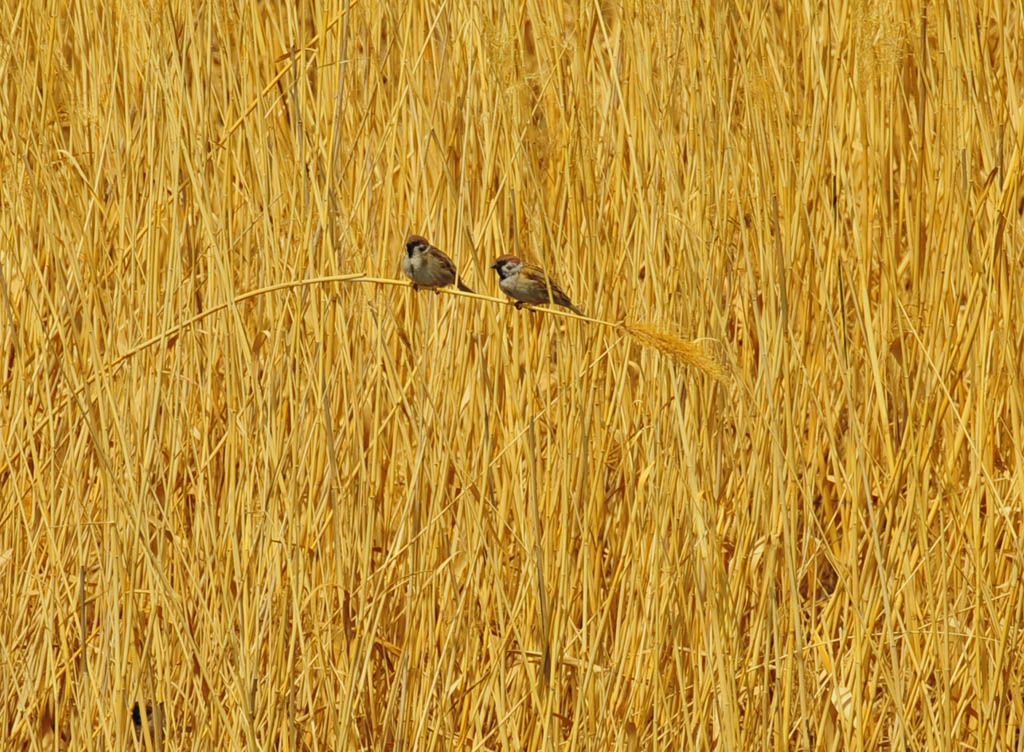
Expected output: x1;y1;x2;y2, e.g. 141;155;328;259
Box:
456;279;474;293
565;302;585;317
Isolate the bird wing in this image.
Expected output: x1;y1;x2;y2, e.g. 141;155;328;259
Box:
523;264;571;303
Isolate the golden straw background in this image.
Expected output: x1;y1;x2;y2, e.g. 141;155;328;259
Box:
1;1;1023;749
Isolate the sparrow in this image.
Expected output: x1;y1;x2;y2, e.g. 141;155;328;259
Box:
490;255;585;316
132;702;165;748
402;235;473;293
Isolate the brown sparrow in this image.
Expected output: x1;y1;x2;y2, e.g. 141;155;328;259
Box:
132;702;165;749
402;235;473;293
490;255;584;316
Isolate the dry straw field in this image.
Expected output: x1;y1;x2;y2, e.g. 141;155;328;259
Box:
2;0;1023;749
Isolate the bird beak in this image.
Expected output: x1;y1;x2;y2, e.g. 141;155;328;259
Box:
490;262;500;270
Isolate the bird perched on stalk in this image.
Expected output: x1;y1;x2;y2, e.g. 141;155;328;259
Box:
490;255;584;316
402;235;473;293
